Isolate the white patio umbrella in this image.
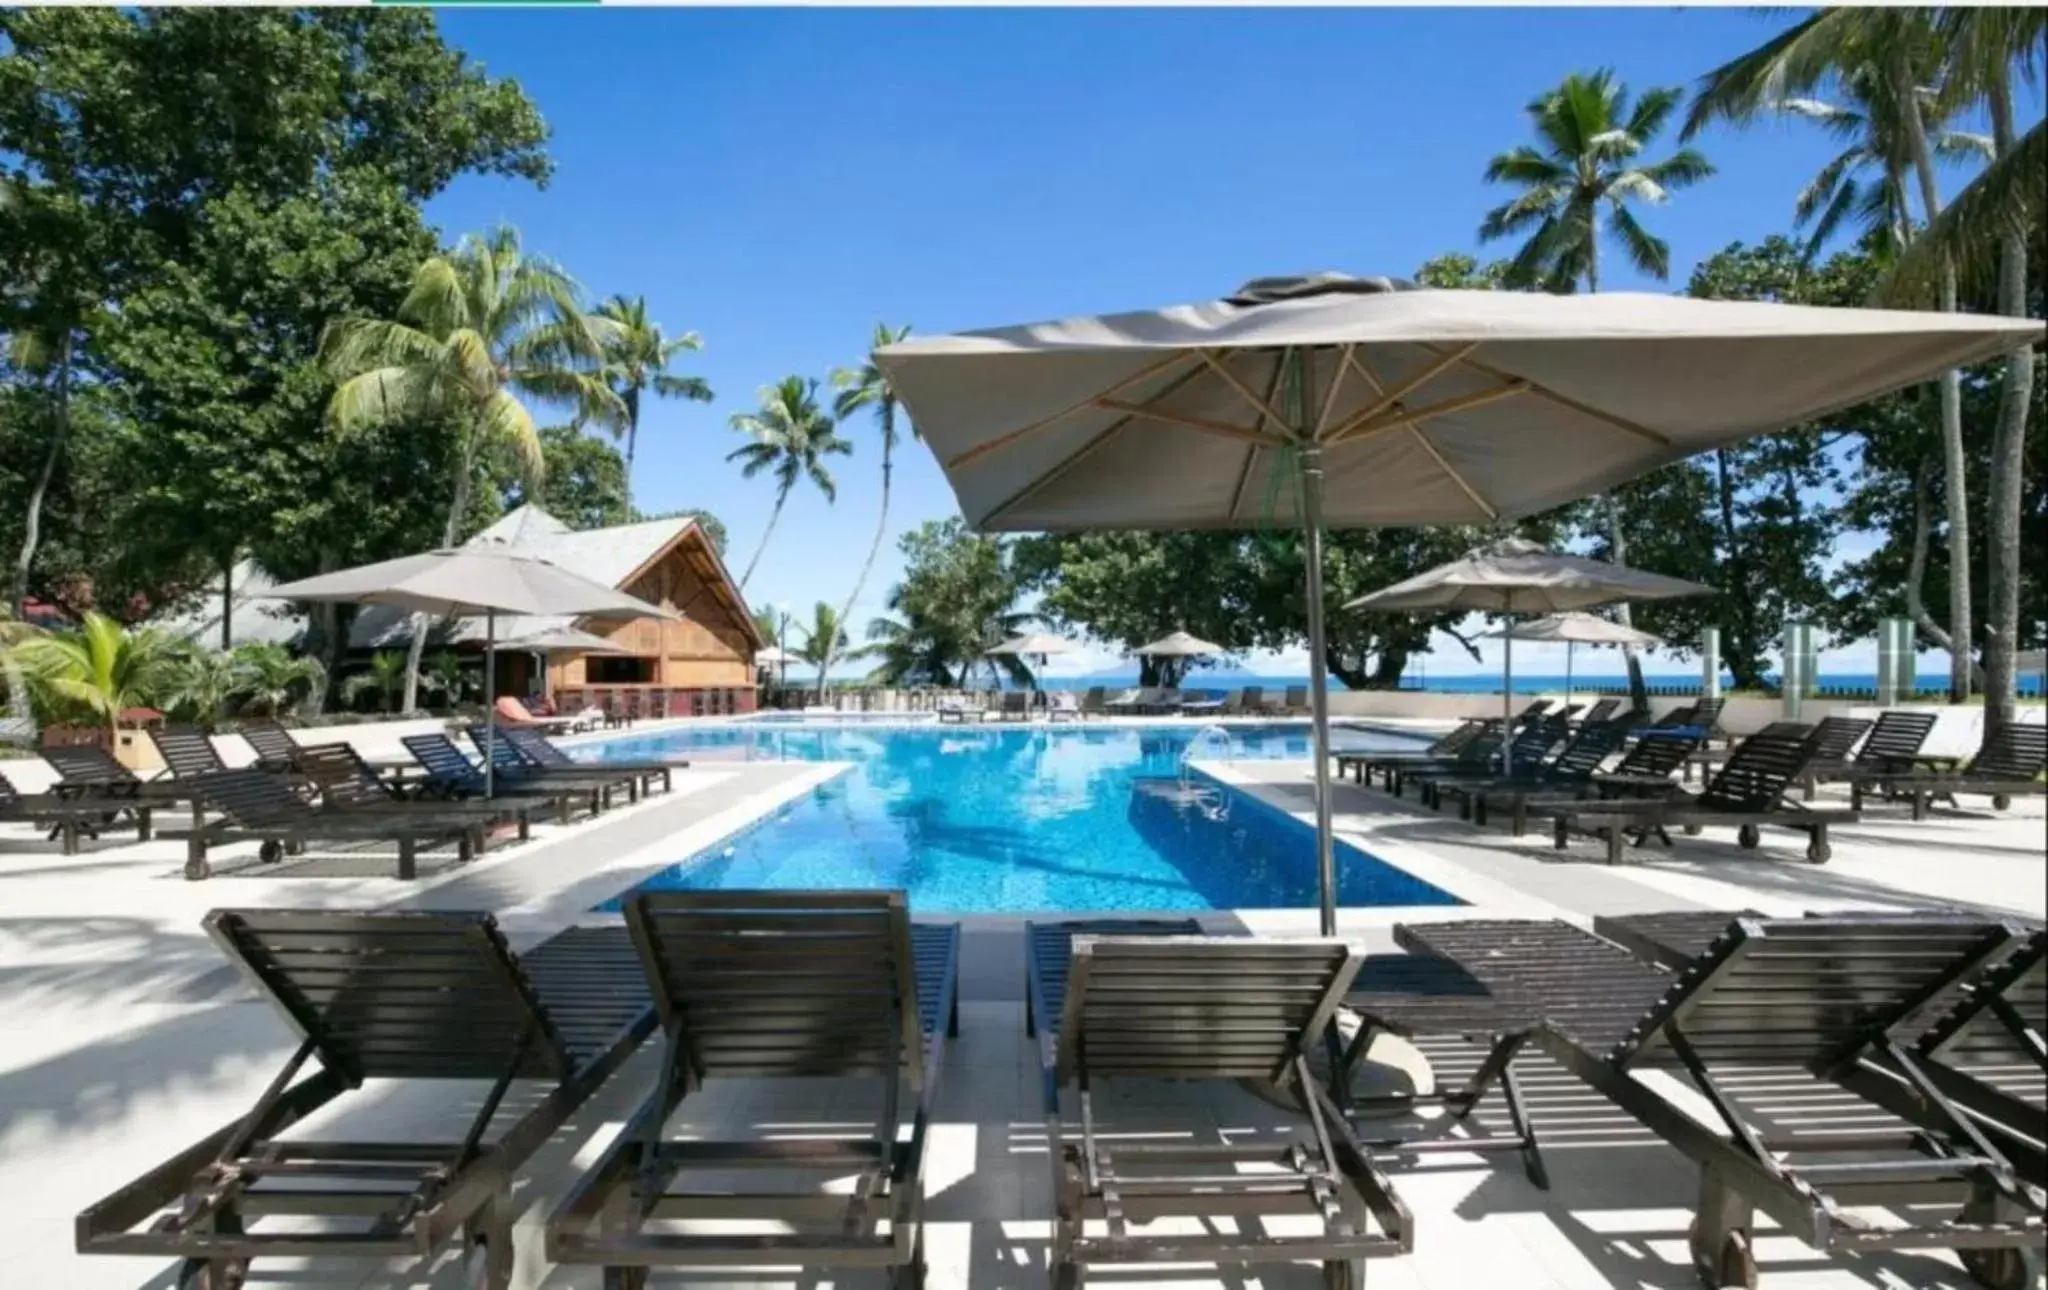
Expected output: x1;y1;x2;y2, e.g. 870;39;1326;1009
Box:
754;645;796;689
878;272;2041;935
1133;631;1225;685
1486;611;1664;708
987;632;1079;690
1349;538;1707;751
267;546;680;796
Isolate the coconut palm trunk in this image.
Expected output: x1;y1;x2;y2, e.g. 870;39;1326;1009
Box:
622;385;642;510
737;487;788;592
401;445;475;713
1982;59;2032;738
827;409;895;698
1894;61;1972;702
11;331;71;620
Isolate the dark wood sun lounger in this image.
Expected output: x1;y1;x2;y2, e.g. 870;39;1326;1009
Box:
292;742;537;839
182;769;486;879
401;733;602;819
236;719;306;774
1553;725;1856;864
1594;910;2048;1183
1335;719;1488;789
463;727;645;804
42;742;202;828
1796;709;1938;799
77;909;655;1290
0;768;152;852
547;890;959;1286
1036;933;1410;1287
502;725;681;792
1406;716;1573;805
1848;722;2047;819
1472;726;1699;834
1400;915;2047;1289
1425;718;1622;817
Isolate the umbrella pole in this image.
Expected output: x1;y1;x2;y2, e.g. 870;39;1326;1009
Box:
1297;444;1339;938
1502;622;1514;772
485;609;497;800
1565;642;1573;708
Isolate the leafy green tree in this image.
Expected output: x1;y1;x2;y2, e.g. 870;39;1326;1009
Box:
590;294;712;508
726;377;850;590
1480;69;1713;710
320;223;622;710
341;649;410;713
827;324;913;701
419;649;474;709
505;426;632;530
863;520;1035;688
162;646;240;728
1687;10;1977;699
14;612;182;735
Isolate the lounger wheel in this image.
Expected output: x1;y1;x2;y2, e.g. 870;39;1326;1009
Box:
1958;1246;2035;1290
258;839;284;865
1683;823;1704;836
1805;835;1831;864
1992;793;2012;810
179;1256;251;1289
1687;1218;1757;1289
1321;1258;1363;1289
601;1268;649;1290
1736;824;1760;849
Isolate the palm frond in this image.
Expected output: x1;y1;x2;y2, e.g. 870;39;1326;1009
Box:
1683;10;1842;139
477;390;544;486
1875;117;2046;304
650;373;713;402
1607;203;1671;280
398;256;468;338
319;317;443;378
326;365;444;433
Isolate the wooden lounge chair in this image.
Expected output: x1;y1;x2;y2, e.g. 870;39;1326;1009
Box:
1283;683;1310;715
1047;690;1082;721
463;727;643;804
1482;728;1702;834
76;909;655;1290
1334;719;1488;789
291;742;537;839
1400;915;2046;1289
1406;715;1573;808
400;733;601;819
1101;687;1145;715
546;890;960;1287
236;719;304;774
1180;688;1226;715
1847;722;2047;819
1430;719;1627;821
0;767;152;853
1077;685;1108;716
501;725;678;794
997;689;1032;721
1553;725;1855;864
1571;697;1622;727
1795;709;1938;799
183;769;489;879
1239;684;1266;714
1036;932;1409;1288
43;741;207;829
151;725;236;781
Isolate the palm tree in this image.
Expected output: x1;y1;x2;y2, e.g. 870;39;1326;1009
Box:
230;642;327;717
1686;11;1977;699
163;647;241;728
341;650;411;713
14;612;182;737
320;223;622;711
793;601;862;701
1480;70;1713;708
825;324;913;706
7;313;81;621
726;377;851;590
591;294;713;508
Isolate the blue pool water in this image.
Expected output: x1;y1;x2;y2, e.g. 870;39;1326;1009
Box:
584;722;1462;914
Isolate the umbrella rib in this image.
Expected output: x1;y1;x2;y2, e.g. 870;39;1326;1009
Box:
980;361;1215;526
945;350;1195;470
1197;350;1295;434
1311;344;1353;439
1322;342;1476;442
1093;399;1290;447
1327;379;1531;446
1403;424;1500;521
1228;353;1292;523
1421;345;1676;448
1344;349;1388;397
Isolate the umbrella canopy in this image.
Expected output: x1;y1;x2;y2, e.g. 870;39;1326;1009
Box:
1345;538;1709;615
987;632;1080;656
1133;630;1225;657
881;273;2041;936
267;546;681;622
490;627;633;655
754;645;799;666
1487;611;1663;648
269;547;679;795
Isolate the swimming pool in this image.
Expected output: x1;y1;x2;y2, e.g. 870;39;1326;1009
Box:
585;722;1461;914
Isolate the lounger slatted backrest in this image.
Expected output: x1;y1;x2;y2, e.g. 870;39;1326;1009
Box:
1613;732;1697;779
1648;703;1699;731
204;908;573;1085
1971;722;2048;781
151;726;229;780
1697;727;1817;811
1806;716;1876;767
504;726;573;767
1578;698;1621;726
43;744;139;788
625;890;928;1092
293;743;395;809
1503;716;1570;772
191;769;310;827
464;729;528;772
402;733;484;786
1053;936;1359;1086
1240;686;1263;710
1918;929;2047;1067
1858;711;1938;766
1692;697;1726;731
1549;722;1627;778
238;720;301;768
1608;916;2016;1074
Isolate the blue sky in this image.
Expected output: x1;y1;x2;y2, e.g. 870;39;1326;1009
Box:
427;8;2039;679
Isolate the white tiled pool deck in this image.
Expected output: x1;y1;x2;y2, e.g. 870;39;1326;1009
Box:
0;729;2041;1289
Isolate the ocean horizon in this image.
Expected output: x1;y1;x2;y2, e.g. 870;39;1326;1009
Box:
983;671;2046;696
